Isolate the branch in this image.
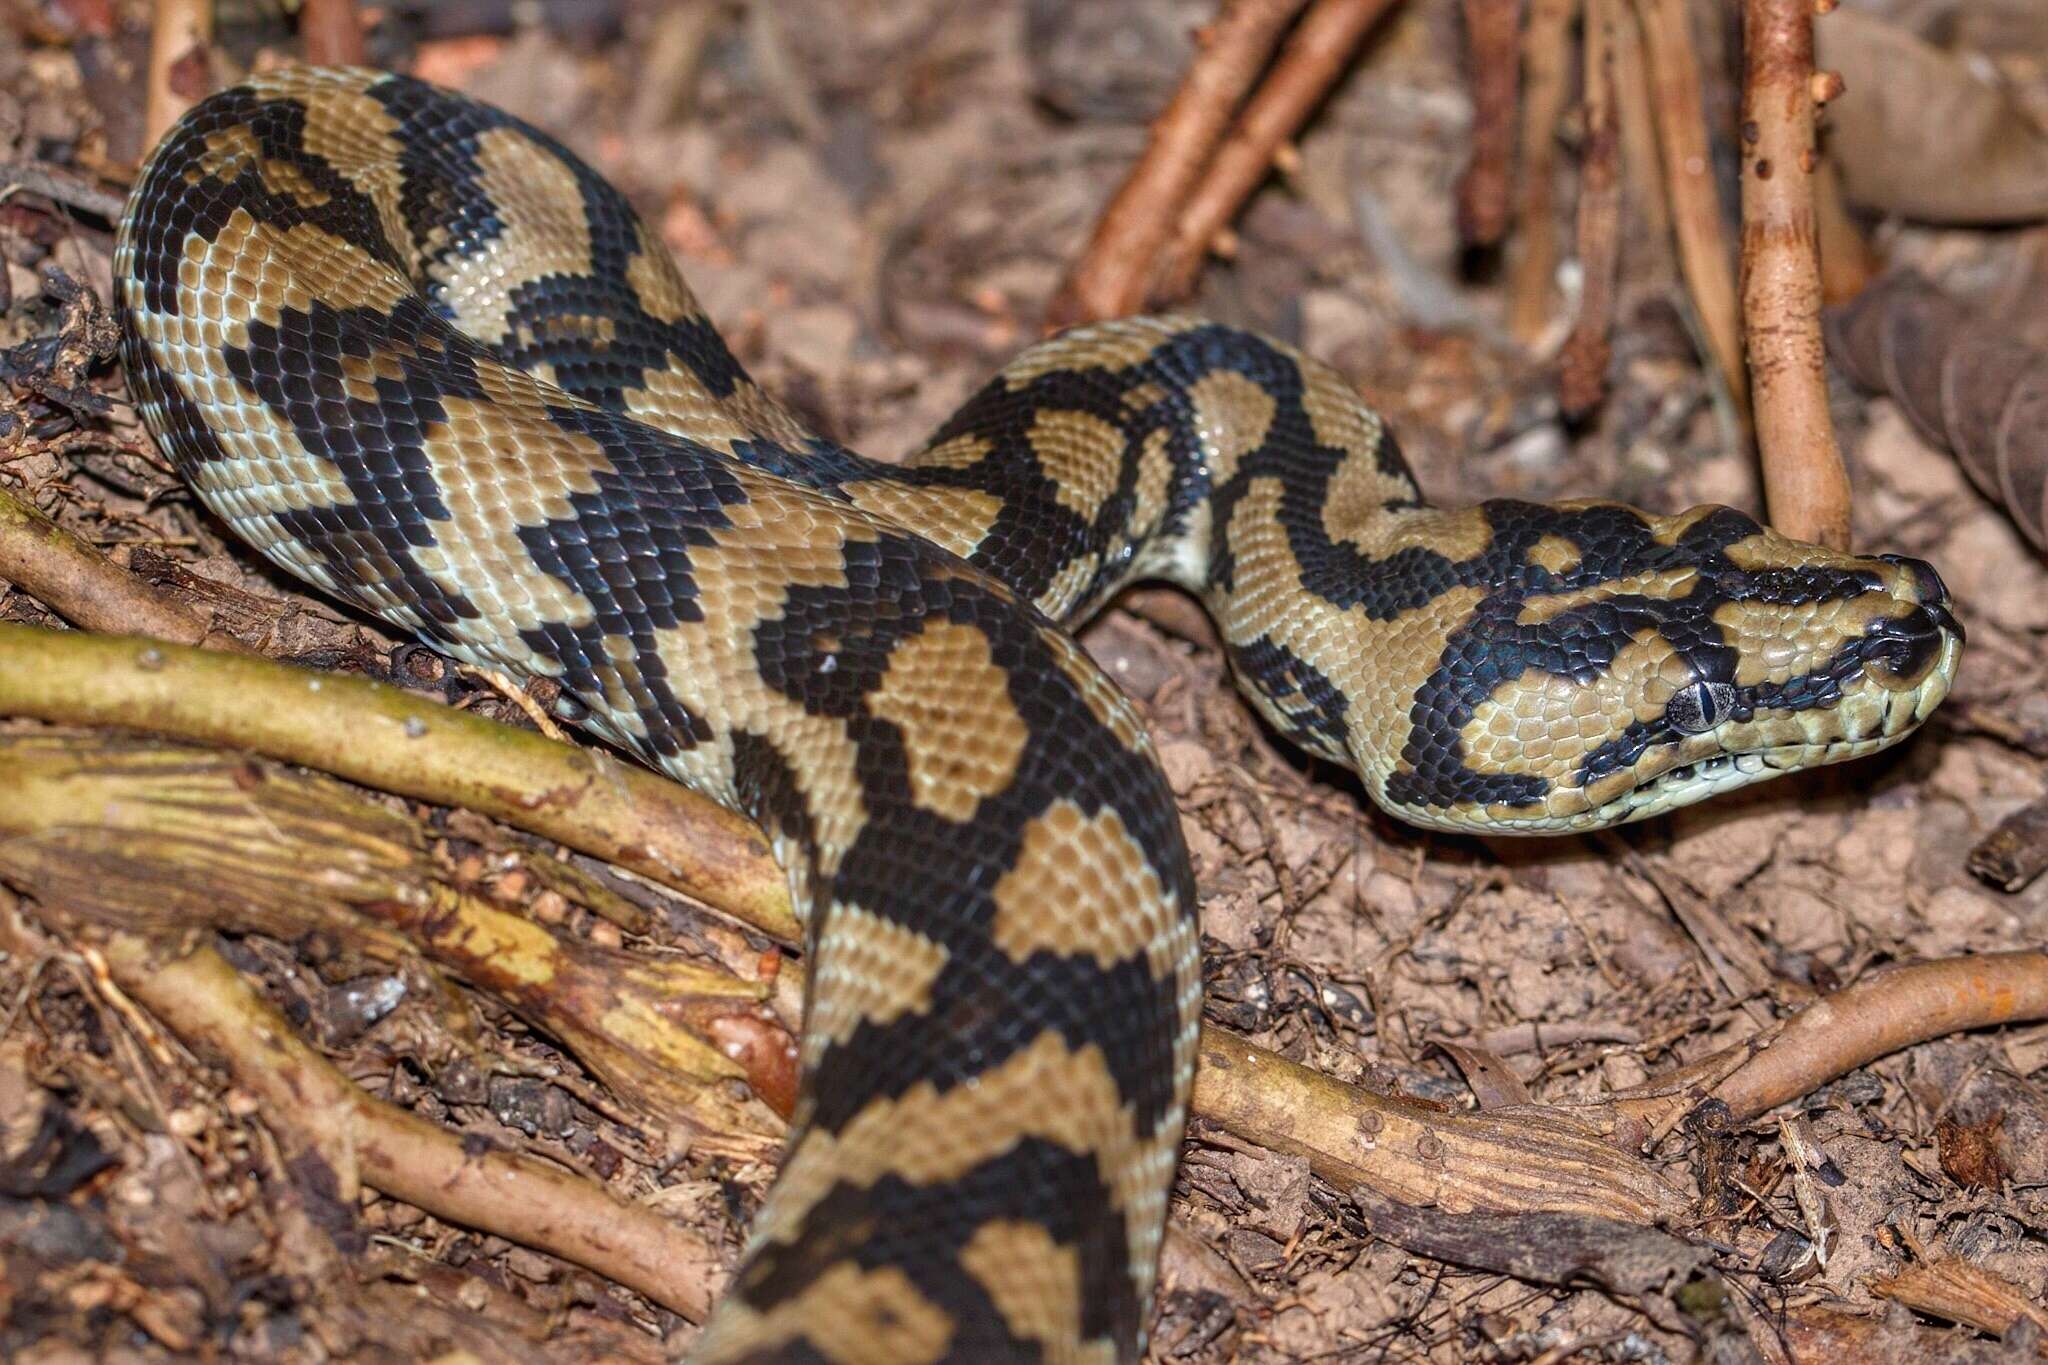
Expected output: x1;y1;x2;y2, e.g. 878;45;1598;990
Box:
1046;0;1309;327
0;484;252;649
1506;0;1580;344
1633;0;1748;423
0;624;797;940
1558;0;1623;415
93;933;726;1322
1739;0;1853;548
1454;0;1524;249
1152;0;1400;303
145;0;214;147
1710;951;2048;1123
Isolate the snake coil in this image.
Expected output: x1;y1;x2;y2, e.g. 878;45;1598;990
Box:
116;67;1961;1362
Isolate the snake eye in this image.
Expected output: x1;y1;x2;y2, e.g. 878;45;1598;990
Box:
1667;680;1735;734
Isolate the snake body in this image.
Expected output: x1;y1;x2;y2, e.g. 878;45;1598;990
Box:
116;69;1962;1362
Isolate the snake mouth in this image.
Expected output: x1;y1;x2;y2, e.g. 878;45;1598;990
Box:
1601;619;1964;826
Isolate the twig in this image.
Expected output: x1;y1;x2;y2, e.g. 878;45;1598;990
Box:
1739;0;1853;549
1633;0;1748;423
0;161;130;221
93;933;725;1322
0;624;798;941
145;0;214;149
1871;1253;2048;1353
1192;1026;1686;1224
1455;0;1524;249
1152;0;1401;303
0;484;251;650
1046;0;1309;327
1505;0;1580;345
1710;951;2048;1123
1;731;790;1143
1610;0;1670;246
1558;0;1623;415
298;0;367;65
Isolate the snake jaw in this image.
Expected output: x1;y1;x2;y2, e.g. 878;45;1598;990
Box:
1590;595;1965;828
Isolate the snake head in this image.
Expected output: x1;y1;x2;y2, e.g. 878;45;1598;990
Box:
1346;502;1964;834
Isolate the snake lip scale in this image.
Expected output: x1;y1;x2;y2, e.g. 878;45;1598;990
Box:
113;66;1962;1363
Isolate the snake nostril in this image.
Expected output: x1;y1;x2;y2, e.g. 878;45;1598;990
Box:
1867;604;1949;681
1875;553;1951;609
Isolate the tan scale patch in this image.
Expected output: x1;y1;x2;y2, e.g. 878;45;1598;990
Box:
1186;368;1275;488
624;366;814;452
839;480;1003;559
1713;596;1890;688
1459;631;1690;780
864;622;1029;822
1029;408;1125;523
1129;426;1175;546
906;431;995;472
431;127;593;346
1037;551;1101;622
1526;534;1581;575
644;483;886;879
1516;568;1700;625
995;316;1190;386
959;1221;1117;1365
1215;479;1489;786
751;1028;1188;1312
1299;352;1404;482
694;1262;953;1365
283;73;417;267
1121;380;1168;413
624;217;699;324
1321;444;1425;552
409;387;610;647
808;902;950;1046
990;799;1180;980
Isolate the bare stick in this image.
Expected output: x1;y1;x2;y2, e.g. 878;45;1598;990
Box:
1193;1025;1688;1225
1455;0;1524;249
0;624;798;940
145;0;214;148
1045;0;1309;327
1633;0;1748;421
1711;951;2048;1123
1506;0;1581;344
95;933;725;1322
1153;0;1401;302
1558;0;1623;415
1739;0;1853;548
0;484;250;650
298;0;367;65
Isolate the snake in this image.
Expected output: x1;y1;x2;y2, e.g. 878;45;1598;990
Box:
114;68;1962;1363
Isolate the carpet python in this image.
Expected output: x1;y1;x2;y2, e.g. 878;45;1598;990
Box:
115;67;1963;1363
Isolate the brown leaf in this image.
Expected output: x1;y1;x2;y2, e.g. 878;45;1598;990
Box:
1826;272;2048;551
1817;9;2048;224
1936;1112;2012;1191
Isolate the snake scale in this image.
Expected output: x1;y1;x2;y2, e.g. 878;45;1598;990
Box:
115;68;1962;1363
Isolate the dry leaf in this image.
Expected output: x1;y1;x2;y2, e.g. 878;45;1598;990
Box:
1827;272;2048;551
1817;9;2048;225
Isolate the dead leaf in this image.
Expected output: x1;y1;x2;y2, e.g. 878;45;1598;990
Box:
1817;9;2048;224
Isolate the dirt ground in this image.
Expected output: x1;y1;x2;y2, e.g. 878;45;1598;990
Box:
2;1;2047;1361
